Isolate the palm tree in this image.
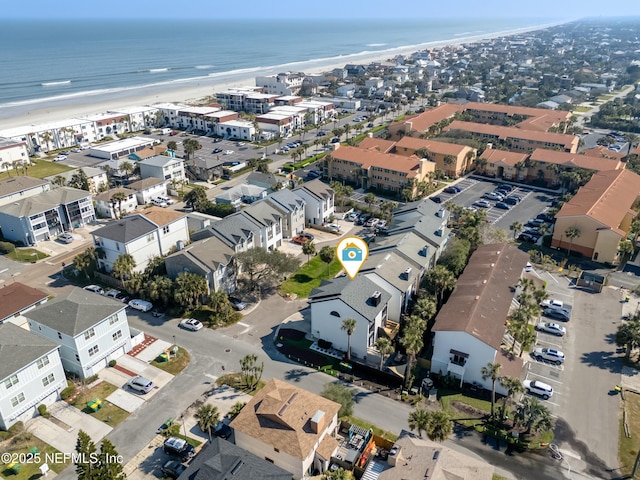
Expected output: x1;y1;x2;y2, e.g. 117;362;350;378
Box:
443;155;456;176
564;226;581;257
618;239;634;264
167;140;178;151
423;265;456;308
616;314;640;359
510;221;523;240
626;133;639;155
400;315;426;389
53;175;66;187
515;397;553;435
364;192;377;211
41;131;53;152
183;138;202;160
119;161;134;180
481;362;502;419
424;410;453;442
375;337;394;370
319;245;335;278
1;161;11;176
475;156;487;175
194;404;219;441
111;253;136;286
302;240;316;265
173;272;208;309
341;318;357;361
408;407;431;437
110;191;128;219
498;376;523;420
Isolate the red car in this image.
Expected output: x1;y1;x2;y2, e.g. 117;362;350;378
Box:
292;232;314;244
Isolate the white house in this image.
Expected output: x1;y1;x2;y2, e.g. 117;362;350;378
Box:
0;139;30;173
0;323;67;430
240;201;283;251
0;176;50;207
127;177;168;205
138;155;185;183
431;243;528;395
92;207;189;273
293;179;335;225
310;276;393;362
0;282;48;327
230;378;341;479
256;112;294;137
94;187;139;220
25;288;132;379
265;189;306;239
256;72;305;96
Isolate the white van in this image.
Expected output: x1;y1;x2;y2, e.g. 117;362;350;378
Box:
151;197;168;207
128;299;153;312
161;128;172;135
156;195;174;205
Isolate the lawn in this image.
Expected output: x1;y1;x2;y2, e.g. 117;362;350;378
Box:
6;248;49;263
619;390;640;475
280;255;342;297
572;105;592;113
215;373;266;395
0;437;70;478
439;389;492;426
0;159;73;181
69;381;129;426
151;346;191;375
344;416;398;442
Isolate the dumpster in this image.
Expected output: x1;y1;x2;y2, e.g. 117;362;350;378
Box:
157;352;169;362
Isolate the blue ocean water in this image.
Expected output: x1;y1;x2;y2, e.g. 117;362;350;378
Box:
0;18;553;114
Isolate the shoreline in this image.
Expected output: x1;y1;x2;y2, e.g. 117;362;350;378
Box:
0;21;566;131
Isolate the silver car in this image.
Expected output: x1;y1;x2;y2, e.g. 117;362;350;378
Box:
127;376;154;394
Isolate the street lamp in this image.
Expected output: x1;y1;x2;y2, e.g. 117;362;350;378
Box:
180;414;187;439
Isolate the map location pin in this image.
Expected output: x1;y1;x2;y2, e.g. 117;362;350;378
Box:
336;236;369;280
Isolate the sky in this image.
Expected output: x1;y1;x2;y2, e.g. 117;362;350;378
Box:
4;0;640;20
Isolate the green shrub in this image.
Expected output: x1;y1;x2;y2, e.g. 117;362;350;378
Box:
108;360;117;367
37;404;50;418
86;374;99;383
61;384;76;400
0;241;15;254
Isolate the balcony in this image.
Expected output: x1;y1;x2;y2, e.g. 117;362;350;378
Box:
381;320;400;340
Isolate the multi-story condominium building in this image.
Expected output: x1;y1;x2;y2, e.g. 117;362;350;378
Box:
190;213;258;253
462;102;571;132
255;72;305;96
215;89;278;114
153;103;189;128
292;179;335;226
0;323;67;430
108;106;159;132
94;187;139;220
214;119;256;141
92;207;189;273
0;118;98;154
0;176;50;207
173;106;221;131
201;110;239;133
138;155;185;183
0;186;95;246
88;136;158;160
25;288;133;378
79;112;135;139
388;103;462;139
265;189;306;239
256;112;294;138
241;201;283;251
0;138;29;173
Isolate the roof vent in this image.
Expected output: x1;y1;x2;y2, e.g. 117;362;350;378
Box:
420;245;429;257
435;208;445;218
435;227;443;237
371;291;382;306
403;267;412;279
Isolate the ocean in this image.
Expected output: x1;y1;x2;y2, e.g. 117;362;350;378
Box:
0;18;554;117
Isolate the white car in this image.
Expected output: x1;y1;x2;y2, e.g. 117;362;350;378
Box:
523;379;553;399
179;318;203;331
53;155;67;162
535;321;566;337
58;232;74;244
151;197;168;207
83;285;105;295
156;195;175;205
541;299;564;309
532;347;565;365
326;223;341;232
223;150;234;155
483;192;503;201
128;299;153;312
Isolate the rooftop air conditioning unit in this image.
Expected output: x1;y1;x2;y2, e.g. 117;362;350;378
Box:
371;291;382;306
403;267;412;279
420;245;429;256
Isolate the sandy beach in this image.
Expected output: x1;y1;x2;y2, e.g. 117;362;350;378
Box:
0;22;561;131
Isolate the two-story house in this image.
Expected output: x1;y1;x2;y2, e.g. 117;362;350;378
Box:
126;177;168;206
44;167;108;194
310;276;393;362
0;323;67;430
430;243;527;395
0;282;48;327
293;179;334;225
25;288;133;378
138;155;185;183
94;187;138;220
240;202;283;251
190;214;257;253
230;378;341;479
265;189;306;239
92;207;189;273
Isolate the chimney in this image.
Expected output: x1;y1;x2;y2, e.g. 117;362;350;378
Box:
310;410;325;434
486;143;493;150
371;291;382;306
388;445;402;466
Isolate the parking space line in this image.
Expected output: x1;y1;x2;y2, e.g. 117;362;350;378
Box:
529;357;564;371
526;370;563;385
536;338;565;349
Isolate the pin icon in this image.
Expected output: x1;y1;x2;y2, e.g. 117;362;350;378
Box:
336;236;369;280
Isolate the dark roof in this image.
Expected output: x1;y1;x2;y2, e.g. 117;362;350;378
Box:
247;171;280;187
191;214;258;248
127;177;166;191
0;323;59;381
432;243;528;350
293;178;333;201
265;189;305;213
0;282;48;322
25;287;126;337
310;275;392;321
92;214;157;243
0;176;48;198
178;437;293;480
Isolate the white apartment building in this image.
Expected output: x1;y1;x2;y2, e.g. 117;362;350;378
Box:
109;106;159;132
88;136;157;160
0;323;67;430
0;139;30;172
25;288;133;379
202;110;239;133
215;119;256;140
0;118;97;154
256;112;294;137
138;155;186;183
175;106;220;131
255;72;305;96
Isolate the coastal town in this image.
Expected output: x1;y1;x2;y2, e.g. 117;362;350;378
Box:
2;17;640;480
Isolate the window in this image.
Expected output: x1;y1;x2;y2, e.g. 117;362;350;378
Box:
42;373;55;387
4;375;19;389
75;354;80;362
112;330;122;341
163;225;170;234
88;345;99;357
84;328;95;340
265;457;274;464
10;393;25;407
37;356;50;369
330;311;341;318
108;315;118;325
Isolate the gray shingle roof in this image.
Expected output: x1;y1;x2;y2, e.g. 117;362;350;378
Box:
166;236;234;271
246;171;279;187
94;187;136;203
127;177;166;191
92;214;156;243
361;250;419;292
0;323;60;381
241;202;281;228
191;213;258;248
0;187;92;218
265;189;305;213
310;276;392;321
0;176;48;199
179;437;293;480
25;287;126;337
293;178;333;201
387;198;449;247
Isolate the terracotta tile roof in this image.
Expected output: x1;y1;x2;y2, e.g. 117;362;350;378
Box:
479;148;528;167
230;378;341;461
394;104;463;132
331;145;421;176
582;145;627;160
464;102;571;124
0;282;48;322
495;350;524;380
529;148;622;171
358;136;395;153
137;206;186;226
446;121;578;150
395;136;470;156
432;243;529;350
556;169;640;236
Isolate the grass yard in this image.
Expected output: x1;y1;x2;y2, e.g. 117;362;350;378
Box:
572;105;592;113
69;381;129;426
439;389;492;427
215;373;266;395
0;159;73;181
0;437;70;478
345;416;398;442
7;248;49;263
619;390;640;475
151;346;191;375
280;256;342;297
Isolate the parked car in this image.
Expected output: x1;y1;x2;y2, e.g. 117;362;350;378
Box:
53;155;67;162
326;223;341;232
105;290;129;303
229;296;247;311
128;299;153;312
179;318;203;331
535;321;566;337
473;200;491;209
532;347;565;365
127;376;154;394
212;422;233;439
496;183;513;192
156;195;174;205
151;197;168;208
213;137;222;143
151;307;165;318
494;201;511;210
58;232;74;244
212;148;223;154
83;285;105;295
330;137;341;144
161;460;186;479
541;299;564;309
292;235;312;245
430;196;442;204
523;379;554;399
483;192;502;201
223;150;234;155
443;186;461;194
375;220;388;231
316;131;327;137
518;232;540;243
306;170;321;179
347;211;360;221
503;196;520;206
355;214;371;225
527;218;545;228
543;307;571;322
364;217;379;228
163;437;195;462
